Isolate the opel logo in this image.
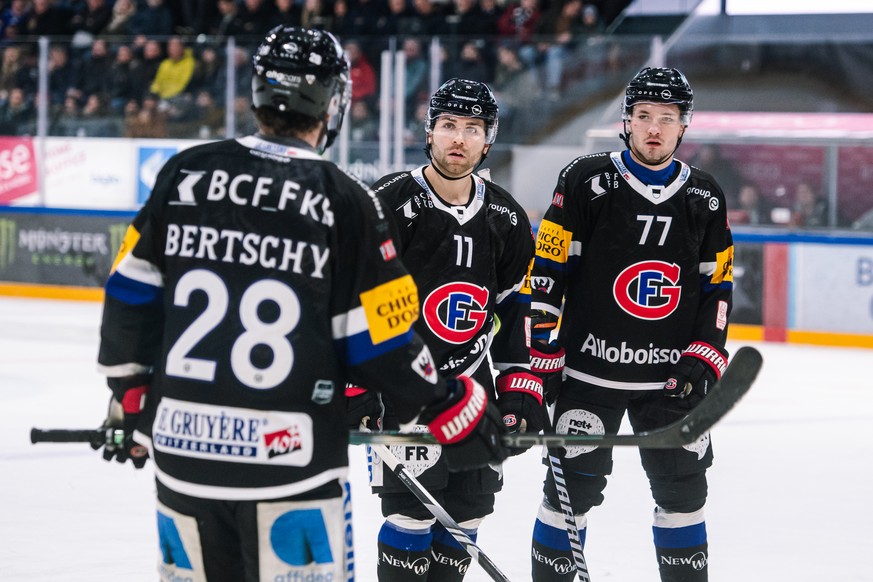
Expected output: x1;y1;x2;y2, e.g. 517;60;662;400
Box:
661;89;672;99
472;104;482;115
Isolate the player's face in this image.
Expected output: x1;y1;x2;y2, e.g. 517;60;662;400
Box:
627;103;685;169
428;115;489;177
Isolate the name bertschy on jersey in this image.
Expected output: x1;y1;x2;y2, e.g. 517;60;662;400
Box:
165;223;329;278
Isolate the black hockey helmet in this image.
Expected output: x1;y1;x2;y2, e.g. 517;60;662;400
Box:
251;25;351;151
622;67;693;125
426;78;499;144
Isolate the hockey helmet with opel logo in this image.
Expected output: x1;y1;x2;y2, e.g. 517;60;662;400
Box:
622;67;693;125
252;25;351;150
426;78;499;144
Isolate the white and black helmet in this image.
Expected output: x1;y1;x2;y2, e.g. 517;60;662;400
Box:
251;25;351;150
622;67;694;125
426;78;499;144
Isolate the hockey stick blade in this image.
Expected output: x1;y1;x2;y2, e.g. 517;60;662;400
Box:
351;346;762;449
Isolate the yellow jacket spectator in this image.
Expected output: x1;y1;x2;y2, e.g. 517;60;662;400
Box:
149;37;195;99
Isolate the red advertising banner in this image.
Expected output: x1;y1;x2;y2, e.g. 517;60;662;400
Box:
0;137;38;204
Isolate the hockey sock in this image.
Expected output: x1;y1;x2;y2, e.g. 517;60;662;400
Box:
427;523;475;581
377;521;432;581
531;504;586;581
652;506;708;582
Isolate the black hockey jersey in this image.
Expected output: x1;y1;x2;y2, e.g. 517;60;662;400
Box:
98;135;444;500
531;151;734;389
372;166;535;389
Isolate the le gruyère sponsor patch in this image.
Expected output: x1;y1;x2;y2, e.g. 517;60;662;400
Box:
360;274;419;344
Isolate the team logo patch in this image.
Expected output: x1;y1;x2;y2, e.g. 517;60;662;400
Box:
555;409;604;457
613;260;681;320
530;276;555;294
422;282;489;344
683;432;710;460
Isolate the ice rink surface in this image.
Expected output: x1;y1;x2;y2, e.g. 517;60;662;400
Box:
1;296;871;581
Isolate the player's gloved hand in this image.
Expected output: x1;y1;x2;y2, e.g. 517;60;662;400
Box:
530;341;565;405
93;378;149;469
419;376;509;472
346;385;384;431
496;370;545;456
664;342;729;406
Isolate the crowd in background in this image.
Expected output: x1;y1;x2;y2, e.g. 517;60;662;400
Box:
0;0;626;139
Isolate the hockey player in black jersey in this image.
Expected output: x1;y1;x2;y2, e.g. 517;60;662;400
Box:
346;78;541;581
529;67;734;582
91;27;508;582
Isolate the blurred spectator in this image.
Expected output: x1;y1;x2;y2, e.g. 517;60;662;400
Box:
0;85;32;133
130;38;163;101
237;0;274;39
124;93;168;138
149;36;195;100
103;0;137;36
217;45;252;103
404;0;446;37
492;42;541;131
1;44;33;100
171;0;218;36
273;0;301;27
47;44;76;105
23;0;72;37
210;0;246;37
452;40;491;83
189;45;224;101
349;99;379;143
402;37;428;117
76;38;113;99
127;0;174;37
790;181;829;227
184;89;224;139
688;143;742;206
729;183;770;225
579;3;605;35
445;0;499;69
381;0;415;36
70;0;112;38
1;0;31;43
344;39;376;108
107;43;138;112
497;0;541;47
228;93;257;136
300;0;332;31
523;0;585;100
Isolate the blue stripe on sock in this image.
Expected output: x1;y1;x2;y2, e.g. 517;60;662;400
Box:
378;523;433;551
653;522;707;549
432;523;476;550
533;519;585;551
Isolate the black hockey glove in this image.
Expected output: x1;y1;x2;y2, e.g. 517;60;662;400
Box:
419;376;509;472
664;342;729;407
346;385;385;431
530;342;565;405
93;377;149;469
496;370;545;456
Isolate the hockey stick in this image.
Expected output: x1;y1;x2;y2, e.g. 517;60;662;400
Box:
368;443;511;582
546;437;591;582
31;347;761;449
350;346;762;448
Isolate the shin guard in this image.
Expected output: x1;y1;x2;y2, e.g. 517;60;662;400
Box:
652;506;708;582
377;522;432;581
531;504;585;581
428;523;475;581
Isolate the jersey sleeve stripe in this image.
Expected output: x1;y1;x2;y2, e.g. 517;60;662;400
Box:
334;329;414;366
105;271;163;305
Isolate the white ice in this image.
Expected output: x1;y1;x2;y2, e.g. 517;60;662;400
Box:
1;297;871;581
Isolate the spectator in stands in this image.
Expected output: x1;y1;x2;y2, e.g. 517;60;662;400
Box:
405;0;447;37
23;0;71;37
123;92;168;138
300;0;333;31
732;182;770;225
790;181;829;228
497;0;541;48
492;41;541;132
0;85;32;133
210;0;246;37
131;38;163;102
344;39;377;108
126;0;174;37
0;44;33;100
103;0;137;36
237;0;274;39
452;39;491;83
47;44;76;106
688;143;742;206
402;37;428;118
273;0;301;27
185;89;224;139
189;44;223;101
523;0;585;100
77;38;113;100
70;0;112;38
172;0;218;36
1;0;31;43
107;43;137;113
579;3;605;35
381;0;415;37
349;99;379;144
149;36;195;101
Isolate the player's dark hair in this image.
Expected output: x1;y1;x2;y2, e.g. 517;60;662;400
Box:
253;106;321;137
